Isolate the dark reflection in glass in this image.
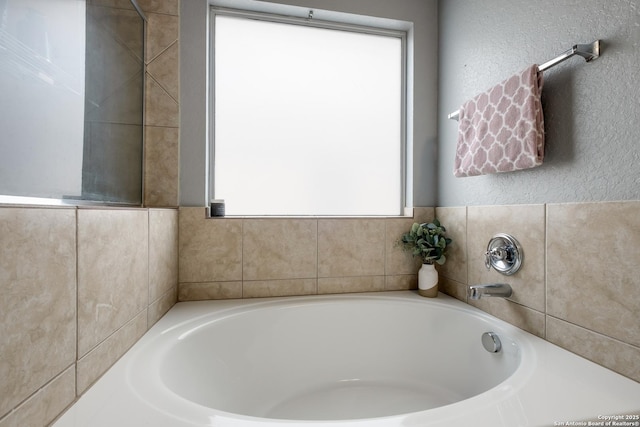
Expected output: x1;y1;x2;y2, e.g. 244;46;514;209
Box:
82;0;144;204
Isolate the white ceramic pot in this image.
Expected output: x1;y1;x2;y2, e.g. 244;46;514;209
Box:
418;263;438;297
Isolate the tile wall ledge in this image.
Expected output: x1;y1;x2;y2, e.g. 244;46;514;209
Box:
0;203;75;209
179;200;640;218
178;206;433;220
0;204;179;211
0;196;150;209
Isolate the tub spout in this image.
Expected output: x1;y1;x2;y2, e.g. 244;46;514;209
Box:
468;283;512;300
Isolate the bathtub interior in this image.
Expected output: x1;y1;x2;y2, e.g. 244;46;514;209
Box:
150;298;522;421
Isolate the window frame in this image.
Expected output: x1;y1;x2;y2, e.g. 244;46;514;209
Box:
208;4;412;216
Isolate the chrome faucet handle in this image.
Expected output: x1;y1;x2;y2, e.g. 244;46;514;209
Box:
485;246;508;270
485;234;523;276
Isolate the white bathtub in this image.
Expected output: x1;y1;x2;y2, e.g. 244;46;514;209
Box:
54;292;640;427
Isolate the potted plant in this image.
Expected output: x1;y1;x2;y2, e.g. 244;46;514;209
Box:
399;219;452;297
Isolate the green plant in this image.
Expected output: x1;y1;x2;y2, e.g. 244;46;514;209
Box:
399;219;452;265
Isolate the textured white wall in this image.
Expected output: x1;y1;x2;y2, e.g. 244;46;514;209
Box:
438;0;640;206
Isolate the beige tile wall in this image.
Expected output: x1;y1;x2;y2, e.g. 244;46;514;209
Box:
0;208;76;421
178;207;436;300
79;0;180;208
0;207;178;427
436;200;640;383
142;0;180;207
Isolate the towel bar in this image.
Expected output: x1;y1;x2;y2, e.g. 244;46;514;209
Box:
448;40;601;121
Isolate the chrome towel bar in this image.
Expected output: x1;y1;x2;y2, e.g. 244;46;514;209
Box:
448;40;601;121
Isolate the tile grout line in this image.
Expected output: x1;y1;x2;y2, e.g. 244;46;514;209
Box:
74;207;80;397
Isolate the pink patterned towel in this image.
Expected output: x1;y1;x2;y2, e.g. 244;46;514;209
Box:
454;65;545;177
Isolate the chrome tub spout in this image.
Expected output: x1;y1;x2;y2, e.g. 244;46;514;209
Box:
468;283;512;300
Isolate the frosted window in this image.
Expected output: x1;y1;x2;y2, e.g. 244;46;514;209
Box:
213;14;403;216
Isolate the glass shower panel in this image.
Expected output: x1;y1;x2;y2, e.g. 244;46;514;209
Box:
0;0;86;199
0;0;144;205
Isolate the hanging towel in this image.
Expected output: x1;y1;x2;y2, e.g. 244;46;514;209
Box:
453;65;545;177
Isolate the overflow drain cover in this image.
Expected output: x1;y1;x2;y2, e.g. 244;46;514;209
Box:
481;332;502;353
